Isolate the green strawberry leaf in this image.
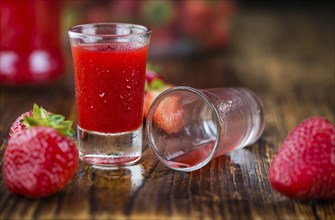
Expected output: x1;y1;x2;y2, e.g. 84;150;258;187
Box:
33;103;41;118
23;104;75;137
148;78;168;91
23;117;41;127
145;78;169;92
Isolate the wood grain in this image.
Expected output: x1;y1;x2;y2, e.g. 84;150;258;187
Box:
1;6;334;220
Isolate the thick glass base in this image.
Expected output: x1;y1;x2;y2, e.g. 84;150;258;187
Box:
77;126;142;167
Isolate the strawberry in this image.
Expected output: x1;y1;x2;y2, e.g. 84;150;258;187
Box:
144;65;184;134
268;116;335;200
143;89;165;119
145;64;165;85
3;104;78;198
145;69;160;84
144;64;172;118
143;82;173;118
151;94;185;134
8;104;50;138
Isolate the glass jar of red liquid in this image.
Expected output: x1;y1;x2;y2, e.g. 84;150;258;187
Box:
0;0;65;86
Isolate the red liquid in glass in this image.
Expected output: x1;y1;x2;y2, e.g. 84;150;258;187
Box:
0;0;64;85
167;141;215;169
71;44;149;133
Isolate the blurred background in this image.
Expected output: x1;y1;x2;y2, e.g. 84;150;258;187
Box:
61;0;235;56
0;0;333;86
61;0;335;57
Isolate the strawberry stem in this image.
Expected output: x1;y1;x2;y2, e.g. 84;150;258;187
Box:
23;104;75;137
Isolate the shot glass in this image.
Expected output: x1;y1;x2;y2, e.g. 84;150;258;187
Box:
68;23;151;166
146;86;265;172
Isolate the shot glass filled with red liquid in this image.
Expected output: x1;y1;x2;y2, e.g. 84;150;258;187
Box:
146;86;265;172
68;23;151;166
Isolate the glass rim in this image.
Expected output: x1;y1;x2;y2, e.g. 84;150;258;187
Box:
146;86;221;172
68;23;152;38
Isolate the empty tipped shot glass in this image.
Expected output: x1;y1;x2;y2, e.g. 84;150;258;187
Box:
68;23;151;166
146;86;265;172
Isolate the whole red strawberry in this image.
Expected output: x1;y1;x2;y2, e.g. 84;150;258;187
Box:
268;116;335;200
3;104;78;198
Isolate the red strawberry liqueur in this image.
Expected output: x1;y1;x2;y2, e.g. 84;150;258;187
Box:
69;23;151;166
71;44;148;133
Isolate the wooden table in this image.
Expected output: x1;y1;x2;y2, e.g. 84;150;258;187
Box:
1;6;334;220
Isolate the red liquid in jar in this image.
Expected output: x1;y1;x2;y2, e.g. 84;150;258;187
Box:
0;0;64;85
71;44;149;133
